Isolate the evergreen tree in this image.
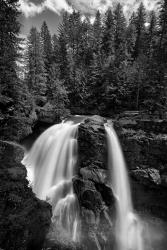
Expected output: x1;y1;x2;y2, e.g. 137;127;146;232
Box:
57;12;69;83
114;3;127;66
0;0;20;108
26;27;47;106
40;21;52;74
133;3;146;58
52;34;59;64
47;64;69;116
0;0;33;140
159;0;167;64
93;10;102;53
157;0;167;111
147;11;157;58
102;9;115;58
126;13;137;61
80;17;93;67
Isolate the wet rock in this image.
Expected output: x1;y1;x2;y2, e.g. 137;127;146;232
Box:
80;167;108;184
74;116;115;249
115;117;167;219
131;168;161;185
78;115;107;170
0;141;52;250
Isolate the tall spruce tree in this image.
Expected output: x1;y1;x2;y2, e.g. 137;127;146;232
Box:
0;0;20;111
133;3;146;58
102;9;115;58
126;12;137;61
147;11;157;58
93;10;102;53
40;21;52;74
158;0;167;111
114;3;127;66
26;27;47;106
0;0;33;140
57;12;69;83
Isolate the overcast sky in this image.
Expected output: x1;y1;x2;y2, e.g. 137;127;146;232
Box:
19;0;159;36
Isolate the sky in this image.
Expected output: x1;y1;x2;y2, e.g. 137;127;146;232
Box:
19;0;159;36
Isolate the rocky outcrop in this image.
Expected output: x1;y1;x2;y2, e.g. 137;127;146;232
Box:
115;117;167;219
74;116;115;250
0;141;52;250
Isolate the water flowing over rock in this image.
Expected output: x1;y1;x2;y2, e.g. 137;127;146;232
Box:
105;124;143;250
74;116;115;250
4;114;167;250
23;122;81;248
114;117;167;220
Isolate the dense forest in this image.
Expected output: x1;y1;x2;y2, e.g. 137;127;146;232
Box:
1;0;167;138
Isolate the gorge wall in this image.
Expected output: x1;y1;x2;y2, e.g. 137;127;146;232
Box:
114;116;167;219
1;113;167;250
0;143;52;250
73;116;115;250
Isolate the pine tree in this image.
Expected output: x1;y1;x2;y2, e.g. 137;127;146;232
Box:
57;12;69;83
80;17;93;67
47;64;69;117
0;0;20;107
114;3;127;67
133;3;147;58
40;21;52;74
26;27;47;106
126;13;137;61
159;0;167;64
157;0;167;112
0;0;33;140
52;34;59;64
147;11;157;58
93;10;102;53
102;8;115;58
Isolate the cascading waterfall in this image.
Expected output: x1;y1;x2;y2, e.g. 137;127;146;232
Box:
105;123;144;250
22;121;80;242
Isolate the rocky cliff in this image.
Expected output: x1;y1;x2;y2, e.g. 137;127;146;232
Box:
73;116;115;250
73;115;167;249
114;117;167;219
0;141;52;250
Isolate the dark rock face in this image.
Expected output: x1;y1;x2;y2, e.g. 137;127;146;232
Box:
74;116;115;250
114;118;167;219
0;141;52;250
78;115;108;170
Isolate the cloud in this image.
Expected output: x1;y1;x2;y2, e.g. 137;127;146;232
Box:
19;0;45;17
19;0;159;18
19;0;72;17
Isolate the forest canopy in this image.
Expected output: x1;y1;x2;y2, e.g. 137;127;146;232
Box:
1;0;167;128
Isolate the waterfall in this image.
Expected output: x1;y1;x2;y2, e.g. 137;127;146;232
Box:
105;123;144;250
22;121;80;242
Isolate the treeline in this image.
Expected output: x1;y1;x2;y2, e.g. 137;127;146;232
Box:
24;1;167;116
0;0;35;140
1;0;167;136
